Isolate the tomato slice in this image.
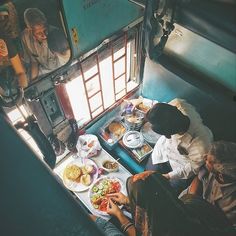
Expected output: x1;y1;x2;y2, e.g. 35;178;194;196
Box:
99;198;108;212
112;181;121;192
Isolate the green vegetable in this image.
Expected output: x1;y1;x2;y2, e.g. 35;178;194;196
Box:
92;186;98;192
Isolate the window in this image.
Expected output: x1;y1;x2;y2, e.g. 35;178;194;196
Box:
4;106;43;158
66;31;139;127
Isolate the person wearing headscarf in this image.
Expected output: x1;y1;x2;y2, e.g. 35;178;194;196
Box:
0;1;28;91
21;8;60;79
188;141;236;226
106;171;234;236
145;98;213;194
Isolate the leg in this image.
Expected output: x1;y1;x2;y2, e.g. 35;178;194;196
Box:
94;217;124;236
169;179;189;196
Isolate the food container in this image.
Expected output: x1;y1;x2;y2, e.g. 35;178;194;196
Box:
124;110;145;131
102;160;119;172
122;131;144;149
131;141;153;163
135;102;152;114
98;119;127;150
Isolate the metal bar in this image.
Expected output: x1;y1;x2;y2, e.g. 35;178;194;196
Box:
113;54;125;63
91;104;103;114
80;61;92;120
88;90;101;100
124;32;128;94
111;42;116;102
84;72;99;83
115;88;126;96
114;72;126;81
96;53;105;110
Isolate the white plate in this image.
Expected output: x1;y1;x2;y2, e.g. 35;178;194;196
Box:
122;131;144;149
62;158;98;192
88;176;124;215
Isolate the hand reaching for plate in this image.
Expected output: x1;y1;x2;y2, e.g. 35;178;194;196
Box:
106;198;122;217
107;192;129;206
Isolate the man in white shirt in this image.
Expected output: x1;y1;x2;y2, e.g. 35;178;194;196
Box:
188;141;236;226
21;8;60;80
145;98;213;193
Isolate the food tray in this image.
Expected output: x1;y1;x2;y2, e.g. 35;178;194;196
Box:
131;141;153;163
98;119;128;150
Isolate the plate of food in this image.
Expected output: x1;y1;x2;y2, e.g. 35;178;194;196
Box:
132;142;153;163
89;177;124;215
99;120;127;148
62;158;98;192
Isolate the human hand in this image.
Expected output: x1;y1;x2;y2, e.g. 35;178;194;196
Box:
0;39;8;57
106;198;122;217
18;73;28;88
133;170;155;182
107;192;129;205
162;173;170;180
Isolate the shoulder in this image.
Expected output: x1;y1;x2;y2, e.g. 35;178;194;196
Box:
21;28;31;41
169;98;200;117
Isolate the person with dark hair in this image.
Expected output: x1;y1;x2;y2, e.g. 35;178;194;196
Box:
47;27;70;66
0;1;28;92
102;171;234;236
145;98;213;194
21;8;59;80
187;141;236;226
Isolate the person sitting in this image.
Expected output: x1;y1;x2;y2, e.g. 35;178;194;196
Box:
145;98;213;194
187;141;236;226
0;1;28;92
21;8;59;80
47;27;71;67
93;171;234;236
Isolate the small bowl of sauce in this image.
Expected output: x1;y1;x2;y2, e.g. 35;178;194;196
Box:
102;160;119;172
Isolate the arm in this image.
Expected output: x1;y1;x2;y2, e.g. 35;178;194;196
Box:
10;54;28;88
167;162;198;180
3;38;28;88
107;192;130;206
188;176;203;195
107;199;136;236
21;30;38;80
167;139;208;180
30;61;39;80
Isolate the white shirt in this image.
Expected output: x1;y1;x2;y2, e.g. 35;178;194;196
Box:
151;99;213;179
21;26;60;75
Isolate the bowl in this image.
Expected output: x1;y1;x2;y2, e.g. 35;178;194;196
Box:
102;160;119;172
124;110;144;131
122;131;144;149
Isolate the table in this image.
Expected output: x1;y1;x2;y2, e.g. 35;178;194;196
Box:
54;148;132;220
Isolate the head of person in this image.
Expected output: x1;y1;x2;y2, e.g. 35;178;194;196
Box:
0;4;9;37
205;141;236;183
47;28;71;65
126;172;186;235
126;171;233;236
24;8;48;43
145;102;190;139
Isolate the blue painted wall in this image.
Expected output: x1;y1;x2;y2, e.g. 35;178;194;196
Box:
62;0;143;58
141;57;236;142
141;23;236;142
165;24;236;93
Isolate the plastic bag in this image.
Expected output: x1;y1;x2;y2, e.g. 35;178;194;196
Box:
77;134;101;158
